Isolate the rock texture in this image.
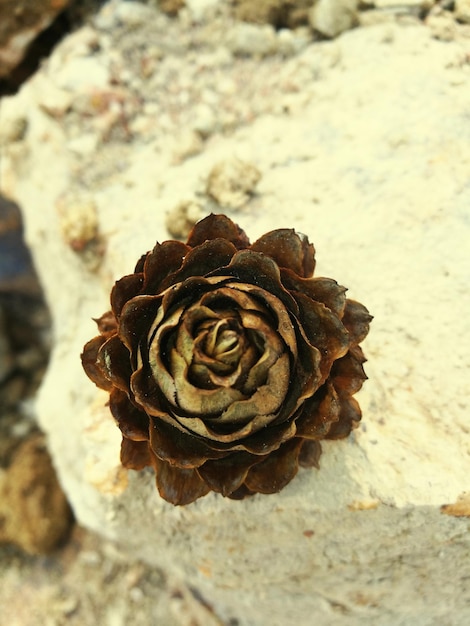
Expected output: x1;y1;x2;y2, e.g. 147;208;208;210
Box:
0;435;73;554
309;0;359;38
0;198;69;554
233;0;312;28
455;0;470;23
0;0;72;78
1;3;470;624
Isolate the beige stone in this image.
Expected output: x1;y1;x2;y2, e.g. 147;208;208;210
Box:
0;0;72;77
1;13;469;625
455;0;470;23
309;0;358;38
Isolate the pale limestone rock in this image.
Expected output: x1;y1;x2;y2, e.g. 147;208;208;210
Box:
185;0;224;21
455;0;470;23
0;0;72;78
191;102;218;136
165;199;205;238
0;113;27;146
309;0;359;38
53;56;110;91
115;1;158;26
206;158;261;208
426;11;459;41
1;15;469;626
0;435;72;554
373;0;432;8
55;192;99;251
171;130;204;164
226;22;278;56
34;75;73;118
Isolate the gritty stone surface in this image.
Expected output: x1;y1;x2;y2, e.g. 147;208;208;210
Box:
206;157;261;208
426;9;459;41
158;0;186;16
233;0;312;28
0;435;73;554
309;0;359;38
455;0;470;23
372;0;432;8
226;22;279;57
0;524;222;626
0;110;28;145
165;199;205;238
0;0;72;77
56;192;99;251
1;3;470;624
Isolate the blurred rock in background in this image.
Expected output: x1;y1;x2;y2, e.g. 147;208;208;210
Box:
0;0;104;95
0;195;73;554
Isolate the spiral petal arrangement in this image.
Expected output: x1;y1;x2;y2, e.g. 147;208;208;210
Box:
82;214;372;505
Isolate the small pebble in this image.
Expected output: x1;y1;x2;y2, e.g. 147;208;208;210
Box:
115;2;157;28
55;193;99;252
206;158;261;208
165;200;205;239
226;23;278;57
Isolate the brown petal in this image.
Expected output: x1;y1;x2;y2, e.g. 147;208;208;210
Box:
96;335;132;392
213;352;290;427
293;292;350;383
131;362;176;420
109;388;149;441
234;282;298;357
163;238;238;288
186;213;250;249
119;295;162;353
325;395;362;439
94;311;118;337
212;249;300;316
121;437;152;470
134;252;148;273
81;335;113;391
226;484;254;500
282;330;322;411
342;299;373;345
244;438;302;494
280;270;347;317
111;274;144;318
197;452;265;496
198;284;267;315
170;347;245;417
168;352;290;443
240;419;297;455
269;359;318;431
149;418;226;468
142;240;190;294
298;439;322;469
295;382;341;440
330;346;368;396
237;308;286;391
153;456;211;505
158;275;222;313
250;229;315;278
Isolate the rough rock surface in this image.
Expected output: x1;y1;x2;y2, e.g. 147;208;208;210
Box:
0;198;72;555
233;0;312;28
309;0;359;38
0;0;72;78
0;434;73;554
1;2;470;624
455;0;470;23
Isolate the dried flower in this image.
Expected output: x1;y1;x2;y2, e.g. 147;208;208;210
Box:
81;214;371;505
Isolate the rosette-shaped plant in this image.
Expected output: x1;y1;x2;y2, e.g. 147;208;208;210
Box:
82;214;371;505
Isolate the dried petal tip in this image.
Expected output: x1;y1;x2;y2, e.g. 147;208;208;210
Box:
81;213;371;505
